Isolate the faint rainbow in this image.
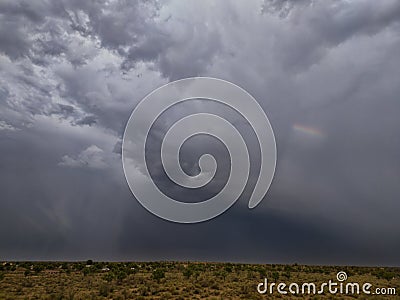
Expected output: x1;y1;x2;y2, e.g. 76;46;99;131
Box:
293;124;324;138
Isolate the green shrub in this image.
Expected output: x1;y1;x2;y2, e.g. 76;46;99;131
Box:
82;267;91;276
116;270;128;284
224;265;233;273
33;264;44;273
152;269;165;282
272;271;279;281
183;268;193;279
374;270;396;281
103;272;115;282
99;283;112;297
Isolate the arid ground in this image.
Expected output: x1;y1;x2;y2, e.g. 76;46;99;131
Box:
0;261;399;299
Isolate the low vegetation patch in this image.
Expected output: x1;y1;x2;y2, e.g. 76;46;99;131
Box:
0;261;398;299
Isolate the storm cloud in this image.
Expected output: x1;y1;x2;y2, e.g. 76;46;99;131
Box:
1;0;400;266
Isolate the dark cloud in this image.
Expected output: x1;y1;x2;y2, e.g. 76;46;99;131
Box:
262;0;400;71
74;115;97;126
0;0;399;266
0;20;30;59
113;140;122;156
261;0;312;18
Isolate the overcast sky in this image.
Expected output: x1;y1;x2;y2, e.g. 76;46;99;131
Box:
1;0;400;266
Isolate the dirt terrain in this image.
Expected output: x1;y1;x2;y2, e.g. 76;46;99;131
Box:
0;261;399;299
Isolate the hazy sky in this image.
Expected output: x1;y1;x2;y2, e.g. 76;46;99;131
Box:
1;0;400;265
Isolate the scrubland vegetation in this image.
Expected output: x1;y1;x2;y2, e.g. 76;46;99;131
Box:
0;261;399;299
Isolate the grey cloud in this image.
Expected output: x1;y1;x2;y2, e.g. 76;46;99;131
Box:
0;20;30;59
74;115;97;126
271;0;400;70
0;0;221;139
261;0;312;18
51;104;75;117
59;145;108;169
89;1;160;49
0;0;399;265
0;126;126;260
121;16;223;79
0;0;167;132
120;32;173;71
157;26;222;80
0;0;65;59
0;120;18;131
113;140;122;156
